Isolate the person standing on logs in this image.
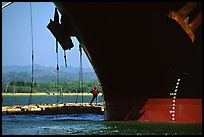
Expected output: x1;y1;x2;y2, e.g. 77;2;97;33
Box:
89;86;99;106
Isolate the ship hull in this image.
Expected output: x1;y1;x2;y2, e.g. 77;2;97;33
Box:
105;98;202;122
53;2;202;122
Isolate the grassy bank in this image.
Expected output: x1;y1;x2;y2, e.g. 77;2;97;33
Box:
2;93;103;96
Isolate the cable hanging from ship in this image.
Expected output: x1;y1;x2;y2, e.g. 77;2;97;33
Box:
56;39;60;106
28;2;34;109
64;50;68;67
47;7;75;106
75;43;84;105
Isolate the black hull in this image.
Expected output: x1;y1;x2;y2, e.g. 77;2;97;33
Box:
53;2;202;121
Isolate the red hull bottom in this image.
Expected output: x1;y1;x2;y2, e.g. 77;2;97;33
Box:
104;98;202;123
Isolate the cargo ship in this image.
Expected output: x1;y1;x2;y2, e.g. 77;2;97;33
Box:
48;2;202;122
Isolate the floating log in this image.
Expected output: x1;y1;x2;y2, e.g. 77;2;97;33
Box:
2;102;104;115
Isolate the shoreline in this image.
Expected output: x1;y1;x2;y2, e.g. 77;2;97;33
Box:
2;92;102;96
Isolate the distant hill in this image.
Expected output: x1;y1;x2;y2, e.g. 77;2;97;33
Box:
2;64;94;73
2;64;98;84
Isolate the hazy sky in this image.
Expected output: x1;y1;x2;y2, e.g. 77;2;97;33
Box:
2;2;93;68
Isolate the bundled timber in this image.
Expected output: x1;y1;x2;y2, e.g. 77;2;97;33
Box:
2;102;104;115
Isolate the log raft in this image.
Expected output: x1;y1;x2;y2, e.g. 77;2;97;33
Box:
2;103;104;115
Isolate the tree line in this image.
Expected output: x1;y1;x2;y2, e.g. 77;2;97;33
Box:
2;80;102;94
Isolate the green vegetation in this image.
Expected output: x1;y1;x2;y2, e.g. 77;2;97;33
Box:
2;71;97;83
2;65;100;94
2;80;102;94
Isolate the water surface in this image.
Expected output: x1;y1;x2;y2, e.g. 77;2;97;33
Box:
2;95;202;135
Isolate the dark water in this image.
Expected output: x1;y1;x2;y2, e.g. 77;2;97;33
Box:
2;114;202;135
2;95;202;135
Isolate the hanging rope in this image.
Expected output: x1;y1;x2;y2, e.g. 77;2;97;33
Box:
79;44;84;105
75;43;84;105
28;2;34;109
64;50;68;67
75;45;81;104
56;40;60;106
